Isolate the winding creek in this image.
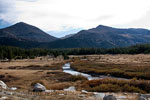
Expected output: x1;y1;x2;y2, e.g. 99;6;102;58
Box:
63;63;129;80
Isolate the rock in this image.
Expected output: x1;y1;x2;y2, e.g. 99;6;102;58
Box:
59;94;64;96
117;96;127;99
0;80;7;89
33;83;46;92
94;92;105;99
5;91;13;95
62;63;70;70
64;86;76;92
0;96;8;100
141;94;150;98
10;87;17;91
124;93;128;95
103;95;117;100
45;90;54;92
139;96;147;100
81;90;88;94
78;94;85;98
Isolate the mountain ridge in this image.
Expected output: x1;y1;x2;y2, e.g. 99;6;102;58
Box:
43;25;150;48
1;22;150;48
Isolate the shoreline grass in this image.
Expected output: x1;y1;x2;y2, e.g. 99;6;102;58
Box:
71;60;150;80
82;78;150;93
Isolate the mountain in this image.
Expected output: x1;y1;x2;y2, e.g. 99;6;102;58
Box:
43;25;150;48
1;23;150;49
0;22;58;48
0;22;57;42
61;34;75;39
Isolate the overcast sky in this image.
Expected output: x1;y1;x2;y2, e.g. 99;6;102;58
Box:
0;0;150;37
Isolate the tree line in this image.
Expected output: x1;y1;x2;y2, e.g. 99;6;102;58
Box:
0;44;150;60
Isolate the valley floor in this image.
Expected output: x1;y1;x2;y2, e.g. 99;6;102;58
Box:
0;54;150;99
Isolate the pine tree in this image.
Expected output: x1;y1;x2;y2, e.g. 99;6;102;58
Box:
62;53;69;60
7;49;13;60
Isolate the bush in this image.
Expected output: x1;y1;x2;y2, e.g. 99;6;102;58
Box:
69;75;88;82
88;84;121;92
29;56;35;59
123;84;145;93
15;56;22;59
49;83;70;90
83;78;150;93
0;75;5;78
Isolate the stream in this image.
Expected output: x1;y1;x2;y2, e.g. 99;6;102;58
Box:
63;63;128;80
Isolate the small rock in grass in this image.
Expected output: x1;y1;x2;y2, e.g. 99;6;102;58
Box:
139;96;147;100
33;83;46;92
0;80;7;89
103;95;117;100
81;90;88;94
64;86;76;92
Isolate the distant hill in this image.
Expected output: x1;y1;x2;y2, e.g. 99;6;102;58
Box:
44;25;150;48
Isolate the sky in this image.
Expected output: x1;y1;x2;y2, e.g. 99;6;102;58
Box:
0;0;150;37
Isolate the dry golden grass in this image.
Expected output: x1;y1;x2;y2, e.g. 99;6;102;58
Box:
0;57;71;91
82;78;150;93
70;54;150;64
49;83;71;90
71;54;150;80
0;57;64;69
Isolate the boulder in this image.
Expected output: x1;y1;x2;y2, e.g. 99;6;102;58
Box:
10;87;17;91
0;96;8;100
94;92;105;99
103;95;117;100
81;90;88;94
33;83;46;92
0;81;7;89
62;63;70;70
139;96;147;100
45;90;54;92
141;94;150;98
64;86;76;92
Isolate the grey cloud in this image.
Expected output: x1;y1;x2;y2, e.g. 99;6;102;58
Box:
0;0;15;13
89;15;113;22
115;10;150;29
0;1;8;13
28;11;77;20
16;0;38;2
0;0;18;24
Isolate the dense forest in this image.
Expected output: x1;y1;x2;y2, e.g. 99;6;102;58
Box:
0;44;150;60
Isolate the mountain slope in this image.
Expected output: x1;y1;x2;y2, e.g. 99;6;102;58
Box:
61;34;75;39
0;22;57;43
44;25;150;48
